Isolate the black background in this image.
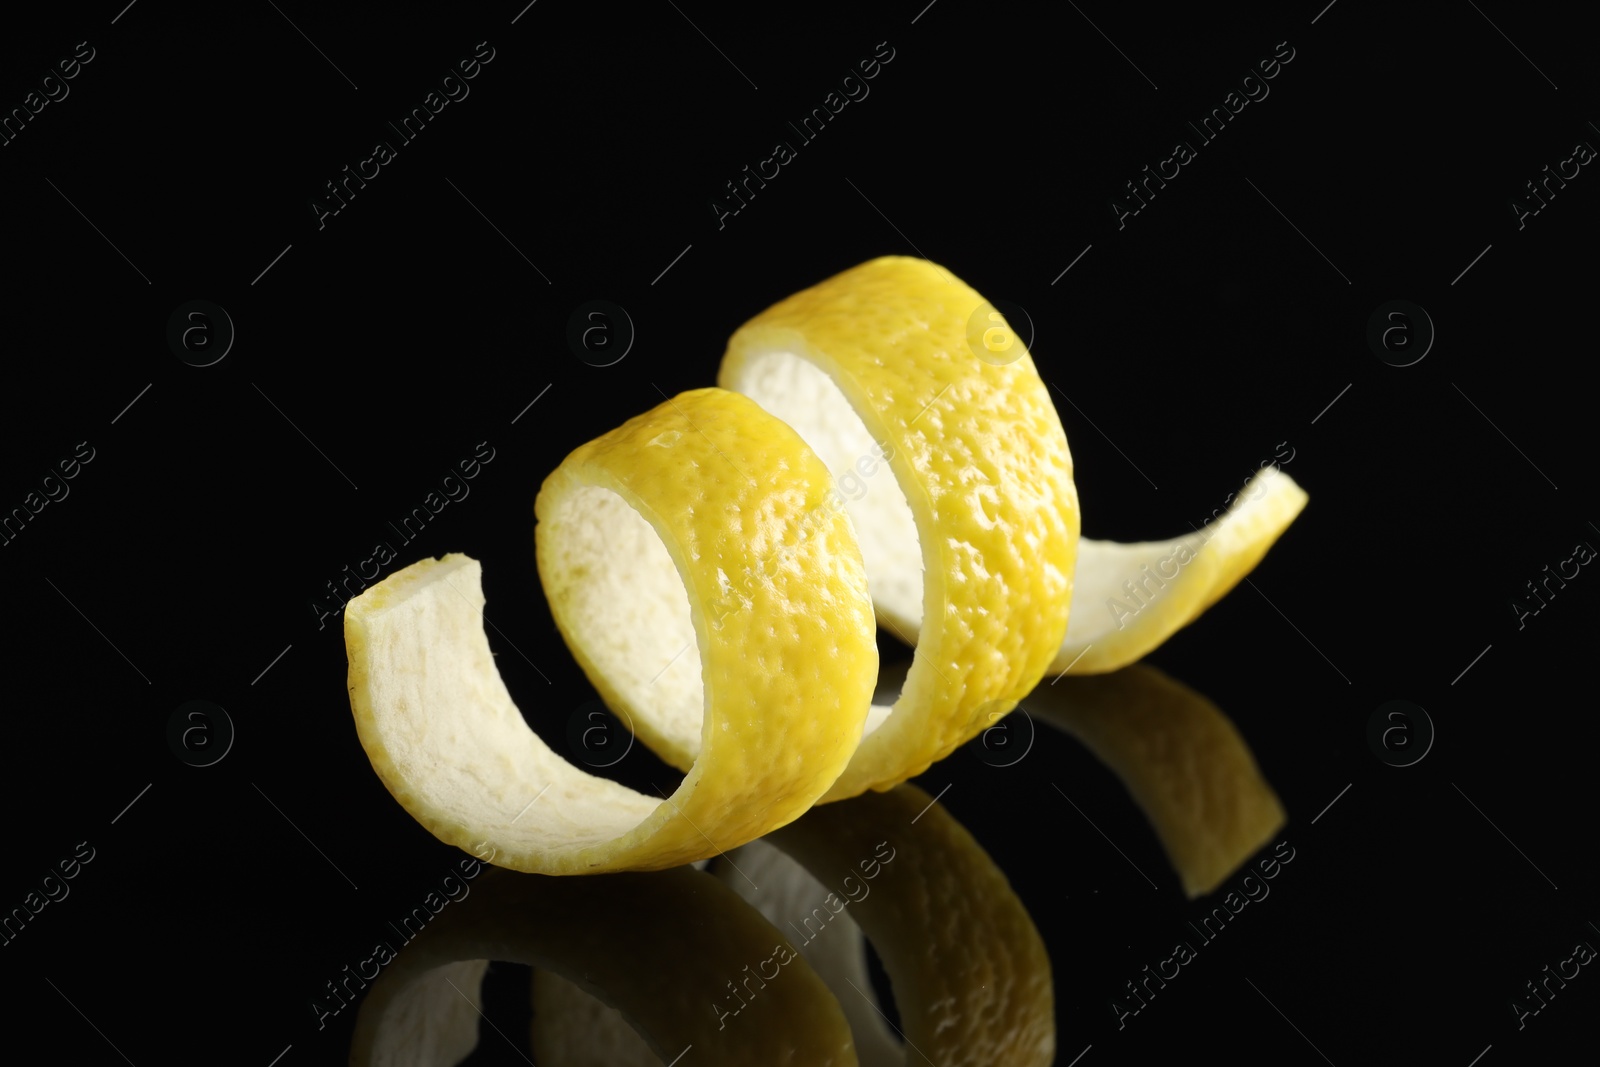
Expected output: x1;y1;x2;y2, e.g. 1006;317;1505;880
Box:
1;1;1596;1064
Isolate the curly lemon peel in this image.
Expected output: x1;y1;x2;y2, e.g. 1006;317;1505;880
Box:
346;388;877;874
719;256;1079;800
346;257;1309;878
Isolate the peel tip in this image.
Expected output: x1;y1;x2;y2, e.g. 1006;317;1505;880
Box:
349;552;480;618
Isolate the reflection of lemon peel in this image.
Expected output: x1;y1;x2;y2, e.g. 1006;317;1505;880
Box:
347;386;878;874
537;786;1054;1065
533;841;899;1067
349;866;858;1066
756;785;1055;1066
353;958;487;1067
1029;663;1286;898
532;972;659;1067
1049;465;1308;675
719;256;1079;801
717;839;906;1067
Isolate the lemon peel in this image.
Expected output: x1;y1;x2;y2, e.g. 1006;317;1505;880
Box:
1048;464;1308;675
867;461;1307;678
345;388;877;874
718;255;1079;800
346;256;1308;877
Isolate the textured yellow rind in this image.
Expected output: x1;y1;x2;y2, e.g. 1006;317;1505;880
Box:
720;256;1079;800
1030;663;1286;897
536;386;878;861
348;866;859;1066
